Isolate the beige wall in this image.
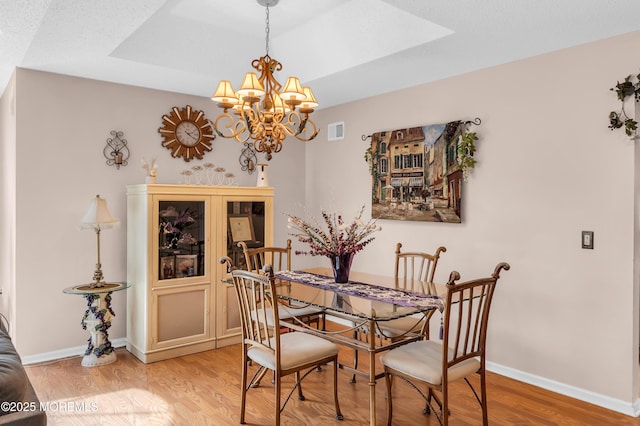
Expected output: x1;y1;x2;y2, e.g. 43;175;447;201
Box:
5;68;306;357
307;31;640;414
2;29;640;416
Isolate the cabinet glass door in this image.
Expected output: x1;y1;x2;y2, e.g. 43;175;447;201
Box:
158;201;205;280
226;201;265;270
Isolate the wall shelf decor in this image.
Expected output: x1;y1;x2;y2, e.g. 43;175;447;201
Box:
239;141;258;174
104;130;130;169
364;118;481;223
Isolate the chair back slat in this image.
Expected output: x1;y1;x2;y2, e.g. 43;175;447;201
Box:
395;243;446;294
239;240;292;274
231;268;281;362
442;263;509;374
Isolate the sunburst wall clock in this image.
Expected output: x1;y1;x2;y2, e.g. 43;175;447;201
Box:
158;105;215;162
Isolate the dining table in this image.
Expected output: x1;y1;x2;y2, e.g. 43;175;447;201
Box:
273;267;445;426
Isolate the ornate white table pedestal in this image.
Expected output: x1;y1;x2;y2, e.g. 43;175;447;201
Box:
63;282;128;367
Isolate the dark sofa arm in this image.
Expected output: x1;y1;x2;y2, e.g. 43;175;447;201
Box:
0;320;46;425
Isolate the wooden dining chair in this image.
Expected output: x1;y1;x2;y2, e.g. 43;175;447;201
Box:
350;243;446;383
378;243;447;340
238;239;292;274
380;262;510;426
238;239;323;329
230;266;343;425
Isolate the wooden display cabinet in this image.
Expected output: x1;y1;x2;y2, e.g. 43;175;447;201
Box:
126;184;273;363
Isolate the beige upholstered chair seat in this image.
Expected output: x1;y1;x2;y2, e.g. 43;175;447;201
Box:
376;315;426;338
251;305;323;327
380;340;479;385
278;305;323;321
248;332;339;371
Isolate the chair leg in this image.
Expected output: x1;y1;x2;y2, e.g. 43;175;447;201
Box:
480;370;488;425
351;329;359;383
295;371;305;401
442;385;449;426
384;370;393;426
423;388;431;415
240;356;248;424
351;348;359;383
333;359;344;420
275;371;281;426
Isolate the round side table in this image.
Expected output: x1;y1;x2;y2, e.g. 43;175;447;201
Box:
63;282;129;367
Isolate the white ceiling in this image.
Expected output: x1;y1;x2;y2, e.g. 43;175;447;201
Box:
3;0;640;109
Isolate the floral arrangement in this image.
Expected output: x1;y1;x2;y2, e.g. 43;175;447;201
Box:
141;157;158;183
287;205;381;257
160;206;198;247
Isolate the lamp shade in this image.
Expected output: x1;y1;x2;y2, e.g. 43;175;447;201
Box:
211;80;238;105
280;77;306;102
300;87;318;109
80;195;120;230
237;72;265;98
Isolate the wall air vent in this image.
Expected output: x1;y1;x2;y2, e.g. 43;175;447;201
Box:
327;121;345;141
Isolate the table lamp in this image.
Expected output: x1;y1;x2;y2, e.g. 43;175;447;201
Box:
79;195;120;288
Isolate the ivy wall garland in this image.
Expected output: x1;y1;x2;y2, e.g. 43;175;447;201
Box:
608;73;640;138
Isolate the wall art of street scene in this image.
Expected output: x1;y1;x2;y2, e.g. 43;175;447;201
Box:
366;120;466;223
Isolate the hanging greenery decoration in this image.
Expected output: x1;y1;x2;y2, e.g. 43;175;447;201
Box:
457;131;479;181
608;73;640;137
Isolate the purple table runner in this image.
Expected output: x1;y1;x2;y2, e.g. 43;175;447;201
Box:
275;270;444;312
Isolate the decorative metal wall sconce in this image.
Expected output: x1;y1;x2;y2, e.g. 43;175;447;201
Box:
104;130;130;169
239;141;258;174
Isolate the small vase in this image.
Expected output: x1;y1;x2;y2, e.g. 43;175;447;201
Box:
331;253;354;283
257;164;269;187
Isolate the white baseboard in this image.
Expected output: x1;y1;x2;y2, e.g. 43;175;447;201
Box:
21;338;127;365
486;361;640;417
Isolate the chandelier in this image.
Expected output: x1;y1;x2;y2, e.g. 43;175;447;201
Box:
211;0;319;161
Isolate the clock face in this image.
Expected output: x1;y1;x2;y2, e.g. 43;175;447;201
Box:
158;105;215;162
175;121;201;147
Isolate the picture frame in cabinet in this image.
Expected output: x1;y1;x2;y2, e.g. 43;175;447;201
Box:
160;256;175;280
228;214;255;243
176;254;198;277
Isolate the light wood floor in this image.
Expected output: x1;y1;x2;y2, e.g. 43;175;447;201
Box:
25;345;638;426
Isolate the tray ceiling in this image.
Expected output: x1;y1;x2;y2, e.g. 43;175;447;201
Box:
2;0;640;108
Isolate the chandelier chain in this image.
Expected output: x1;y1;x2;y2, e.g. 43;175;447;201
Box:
264;5;270;56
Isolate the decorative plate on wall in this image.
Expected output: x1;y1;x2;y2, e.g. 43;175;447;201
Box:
158;105;215;162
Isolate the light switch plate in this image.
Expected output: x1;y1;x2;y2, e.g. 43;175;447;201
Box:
582;231;594;249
